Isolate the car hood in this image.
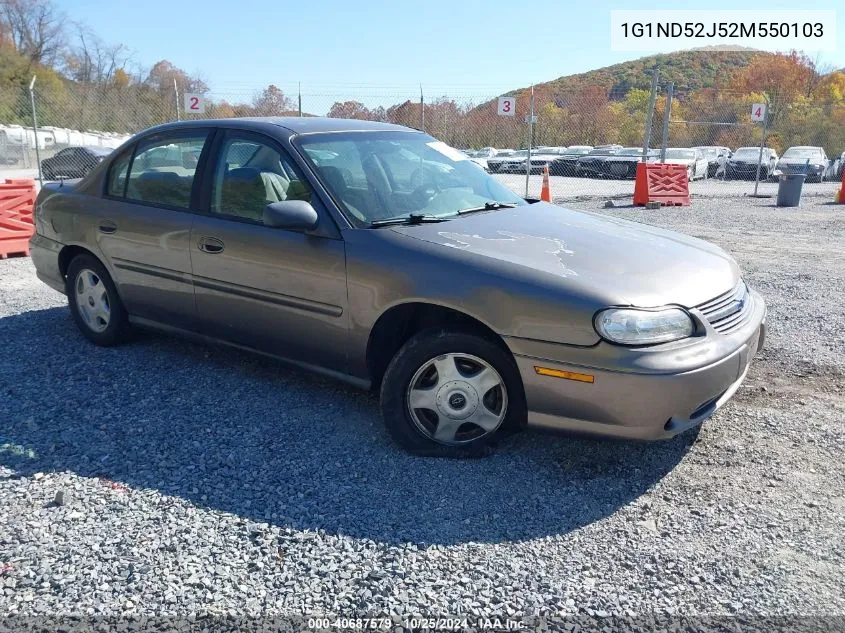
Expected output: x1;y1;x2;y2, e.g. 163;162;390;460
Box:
389;202;739;307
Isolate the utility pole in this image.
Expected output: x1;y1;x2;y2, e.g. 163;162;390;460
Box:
29;76;43;186
753;98;771;197
420;84;425;132
660;82;674;162
173;78;180;121
298;82;303;117
525;84;535;198
642;67;660;162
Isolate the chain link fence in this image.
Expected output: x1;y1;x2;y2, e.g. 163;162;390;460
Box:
2;82;844;199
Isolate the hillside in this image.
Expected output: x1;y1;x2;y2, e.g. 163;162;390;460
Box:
515;49;767;99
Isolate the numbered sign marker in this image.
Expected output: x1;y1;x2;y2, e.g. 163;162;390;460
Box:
751;103;766;122
497;96;515;117
184;93;205;114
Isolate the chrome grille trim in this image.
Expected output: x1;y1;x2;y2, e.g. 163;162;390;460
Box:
696;282;751;333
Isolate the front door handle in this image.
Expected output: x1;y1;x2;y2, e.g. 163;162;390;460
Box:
198;237;225;254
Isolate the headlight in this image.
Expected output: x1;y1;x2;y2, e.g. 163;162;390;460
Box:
594;307;695;345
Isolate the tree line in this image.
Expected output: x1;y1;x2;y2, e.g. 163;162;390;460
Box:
2;0;844;156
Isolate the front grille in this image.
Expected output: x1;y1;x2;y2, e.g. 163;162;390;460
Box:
695;282;751;333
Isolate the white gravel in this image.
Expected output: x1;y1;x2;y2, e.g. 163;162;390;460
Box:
1;196;844;623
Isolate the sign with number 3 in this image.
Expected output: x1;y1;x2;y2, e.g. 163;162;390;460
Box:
184;93;205;114
497;96;515;117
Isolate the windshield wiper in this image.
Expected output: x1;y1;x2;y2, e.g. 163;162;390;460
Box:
369;213;450;228
456;201;518;215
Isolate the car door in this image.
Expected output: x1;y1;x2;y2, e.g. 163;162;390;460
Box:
189;129;348;372
96;129;212;330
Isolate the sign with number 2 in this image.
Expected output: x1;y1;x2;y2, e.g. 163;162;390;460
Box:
497;97;515;117
184;93;205;114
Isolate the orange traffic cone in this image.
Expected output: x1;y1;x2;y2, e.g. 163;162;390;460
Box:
540;164;552;202
837;168;845;204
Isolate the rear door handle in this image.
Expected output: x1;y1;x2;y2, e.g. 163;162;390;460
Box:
198;237;225;254
98;220;117;234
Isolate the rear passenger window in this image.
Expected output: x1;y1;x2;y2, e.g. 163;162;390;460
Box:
107;148;132;197
126;133;208;209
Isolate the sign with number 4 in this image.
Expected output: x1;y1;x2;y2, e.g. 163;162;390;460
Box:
751;103;766;122
184;93;205;114
497;96;515;117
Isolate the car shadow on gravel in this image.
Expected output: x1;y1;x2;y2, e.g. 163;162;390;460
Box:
1;307;697;546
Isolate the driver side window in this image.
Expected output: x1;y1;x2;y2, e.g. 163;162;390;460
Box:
211;133;312;222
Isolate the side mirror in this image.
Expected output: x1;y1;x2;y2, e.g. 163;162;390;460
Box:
263;200;319;231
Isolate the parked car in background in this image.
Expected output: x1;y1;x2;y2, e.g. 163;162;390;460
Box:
777;146;829;182
28;116;766;457
693;146;731;177
522;147;569;174
490;149;530;173
574;146;622;177
462;150;491;171
726;147;778;180
662;148;709;181
40;146;113;180
599;147;658;179
549;146;593;176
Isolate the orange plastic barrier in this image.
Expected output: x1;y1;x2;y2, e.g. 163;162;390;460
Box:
540;164;552;202
633;163;690;207
837;168;845;204
0;179;36;258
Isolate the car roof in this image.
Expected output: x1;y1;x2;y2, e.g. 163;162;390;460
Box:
140;117;415;136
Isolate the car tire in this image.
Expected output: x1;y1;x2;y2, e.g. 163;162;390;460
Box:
379;328;526;457
66;254;131;346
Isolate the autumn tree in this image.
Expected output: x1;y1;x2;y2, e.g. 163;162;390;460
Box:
328;100;373;120
0;0;65;66
63;24;132;84
252;84;294;115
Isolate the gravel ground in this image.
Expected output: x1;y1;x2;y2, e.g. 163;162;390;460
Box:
1;196;843;623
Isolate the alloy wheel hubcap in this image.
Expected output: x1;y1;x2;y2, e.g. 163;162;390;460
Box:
406;353;508;445
75;269;110;333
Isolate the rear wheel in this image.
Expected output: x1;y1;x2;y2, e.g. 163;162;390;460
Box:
380;329;526;457
66;254;130;346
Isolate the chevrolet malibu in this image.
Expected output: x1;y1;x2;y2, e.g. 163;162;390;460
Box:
29;118;766;457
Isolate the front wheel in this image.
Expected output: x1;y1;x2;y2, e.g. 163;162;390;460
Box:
380;329;526;457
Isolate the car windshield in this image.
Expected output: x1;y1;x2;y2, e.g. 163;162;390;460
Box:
665;149;696;159
782;148;823;158
296;131;526;227
586;149;616;156
506;151;529;158
563;148;591;156
734;148;761;157
617;148;642;156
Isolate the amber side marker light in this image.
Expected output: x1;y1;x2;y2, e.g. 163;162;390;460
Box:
534;366;595;383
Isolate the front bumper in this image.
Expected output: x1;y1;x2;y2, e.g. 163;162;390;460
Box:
509;290;767;440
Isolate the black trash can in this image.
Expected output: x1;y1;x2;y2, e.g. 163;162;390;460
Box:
777;173;806;207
